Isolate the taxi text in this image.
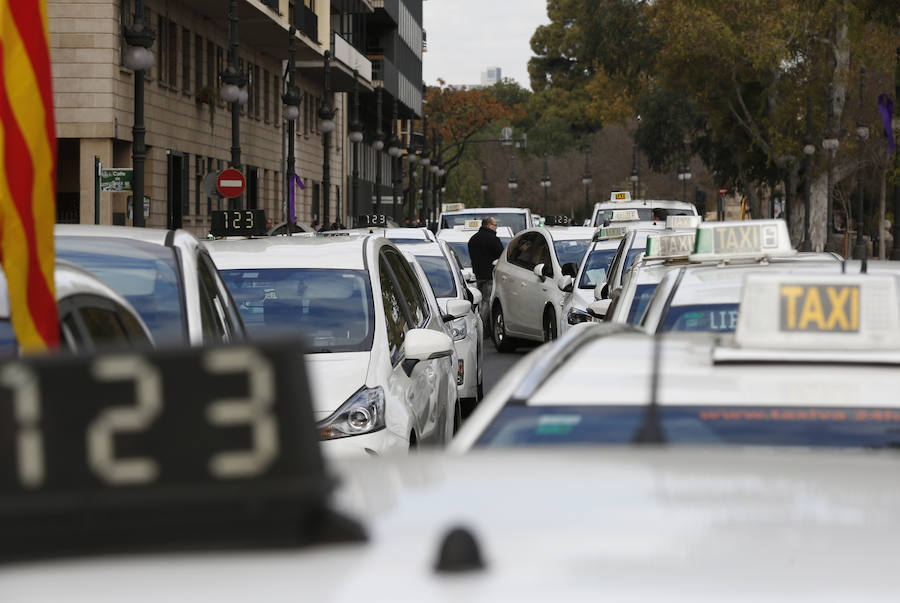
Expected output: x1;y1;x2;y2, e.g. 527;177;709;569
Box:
779;284;860;332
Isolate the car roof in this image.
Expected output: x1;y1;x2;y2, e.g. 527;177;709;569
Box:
441;207;529;215
594;199;698;211
520;226;596;241
396;241;444;257
55;224;174;246
8;447;900;600
204;235;370;271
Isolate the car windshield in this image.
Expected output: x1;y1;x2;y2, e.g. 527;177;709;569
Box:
220;268;374;353
553;239;591;267
0;318;16;357
415;255;457;298
474;405;900;448
592;207;694;226
442;213;527;233
626;283;658;325
55;236;186;345
578;248;618;289
662;303;740;332
621;248;645;272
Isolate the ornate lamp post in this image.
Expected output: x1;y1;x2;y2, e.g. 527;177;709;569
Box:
823;82;840;252
317;51;336;226
348;70;363;223
854;67;869;260
220;0;248;209
282;27;301;224
582;151;592;221
630;145;638;198
405;150;418;222
387;99;402;220
508;156;518;206
123;0;155;227
540;152;551;214
372;86;385;214
481;163;489;206
801;95;815;251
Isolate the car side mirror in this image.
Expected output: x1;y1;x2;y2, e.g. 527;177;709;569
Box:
444;299;471;321
533;263;546;280
402;328;454;376
557;275;574;292
561;262;578;278
467;286;483;308
594;280;608;301
587;299;612;320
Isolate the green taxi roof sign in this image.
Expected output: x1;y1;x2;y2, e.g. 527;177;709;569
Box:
731;273;900;352
690;219;795;262
645;232;696;260
610;209;640;222
593;226;629;241
666;215;702;230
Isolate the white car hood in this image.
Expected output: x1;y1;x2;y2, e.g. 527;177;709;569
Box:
305;352;370;419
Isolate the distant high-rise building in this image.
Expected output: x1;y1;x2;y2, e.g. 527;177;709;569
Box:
481;66;502;86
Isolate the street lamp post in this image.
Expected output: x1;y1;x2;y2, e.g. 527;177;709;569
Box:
630;145;638;198
677;141;692;203
582;151;592;221
123;0;155;228
508;156;518;206
220;0;247;210
801;95;815;252
854;67;869;260
823;83;840;253
387;99;402;220
348;70;363;223
317;51;336;226
373;86;385;214
282;27;300;224
892;48;900;260
540;152;551;214
405;151;417;223
480;163;489;206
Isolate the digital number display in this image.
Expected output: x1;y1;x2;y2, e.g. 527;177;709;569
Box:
544;215;571;226
357;214;388;226
210;210;267;237
0;341;328;560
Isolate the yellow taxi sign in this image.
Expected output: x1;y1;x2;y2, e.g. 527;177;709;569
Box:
464;219;481;228
690;219;795;262
593;226;628;241
645;232;696;260
734;274;900;351
665;215;702;230
610;209;640;222
609;191;632;203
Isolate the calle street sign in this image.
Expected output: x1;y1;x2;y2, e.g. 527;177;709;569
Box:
99;168;133;192
216;168;246;198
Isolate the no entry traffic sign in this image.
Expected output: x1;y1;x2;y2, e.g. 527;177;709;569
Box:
217;168;246;198
718;187;728;196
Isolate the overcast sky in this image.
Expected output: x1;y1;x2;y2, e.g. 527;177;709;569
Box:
423;0;549;89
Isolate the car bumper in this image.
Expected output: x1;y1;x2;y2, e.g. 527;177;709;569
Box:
320;428;409;459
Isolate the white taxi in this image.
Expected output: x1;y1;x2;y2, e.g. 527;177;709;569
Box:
0;260;153;356
55;224;245;347
491;223;595;350
206;234;459;456
639;220;841;334
455;271;900;452
436;221;514;280
591;190;698;226
438;206;533;234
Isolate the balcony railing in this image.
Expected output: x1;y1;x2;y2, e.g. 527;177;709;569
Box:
332;32;372;81
371;56;398;97
296;5;318;43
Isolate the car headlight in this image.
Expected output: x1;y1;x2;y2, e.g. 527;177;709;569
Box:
317;386;386;440
567;308;593;325
450;317;468;341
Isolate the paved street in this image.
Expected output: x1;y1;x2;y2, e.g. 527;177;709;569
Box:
481;339;539;397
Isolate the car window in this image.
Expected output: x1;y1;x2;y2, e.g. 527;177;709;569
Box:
61;294;153;351
578;248;618;289
55;236;186;345
553;239;590;268
415;255;457;298
384;248;428;326
505;235;525;268
446;242;471;268
221;268;375;354
197;258;228;345
533;234;552;268
627;283;658;325
379;256;410;363
199;252;244;340
442;213;527;233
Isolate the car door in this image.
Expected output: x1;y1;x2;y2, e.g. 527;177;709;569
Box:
518;232;553;338
500;233;538;336
381;247;444;444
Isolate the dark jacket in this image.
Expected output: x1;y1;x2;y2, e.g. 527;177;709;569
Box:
468;226;504;281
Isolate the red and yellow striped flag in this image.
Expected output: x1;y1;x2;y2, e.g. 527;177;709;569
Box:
0;0;58;352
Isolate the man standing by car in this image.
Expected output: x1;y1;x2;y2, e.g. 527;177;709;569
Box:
468;216;504;329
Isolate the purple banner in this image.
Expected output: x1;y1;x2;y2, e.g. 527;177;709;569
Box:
288;174;305;223
878;93;895;154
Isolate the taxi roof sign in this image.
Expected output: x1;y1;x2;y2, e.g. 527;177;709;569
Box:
666;215;702;230
593;226;628;241
610;209;640;222
610;191;632;203
645;232;696;260
733;273;900;351
690;219;795;262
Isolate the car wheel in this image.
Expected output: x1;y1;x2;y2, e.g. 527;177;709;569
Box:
543;307;558;342
492;303;518;353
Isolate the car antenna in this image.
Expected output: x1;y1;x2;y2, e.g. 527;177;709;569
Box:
632;332;666;444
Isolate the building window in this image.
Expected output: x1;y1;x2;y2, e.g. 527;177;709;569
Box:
194;152;203;216
273;75;280;123
254;65;261;119
195;34;204;94
119;0;132;66
207;40;215;88
303;92;309;135
157;15;168;83
182;27;191;92
216;46;224;105
239;58;246;115
288;0;295;25
263;70;270;123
